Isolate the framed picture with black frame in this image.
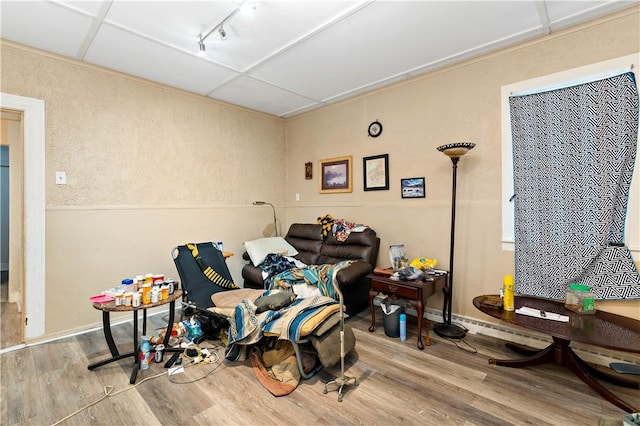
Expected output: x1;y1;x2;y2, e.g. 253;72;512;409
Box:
363;154;389;191
401;177;425;198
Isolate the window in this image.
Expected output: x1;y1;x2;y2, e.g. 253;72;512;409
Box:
501;53;640;261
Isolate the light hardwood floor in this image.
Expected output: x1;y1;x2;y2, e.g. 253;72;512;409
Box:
0;272;23;349
1;309;637;425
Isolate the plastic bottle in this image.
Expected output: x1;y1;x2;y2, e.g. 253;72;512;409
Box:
140;336;151;370
565;283;595;314
503;275;515;311
399;313;407;342
121;278;134;293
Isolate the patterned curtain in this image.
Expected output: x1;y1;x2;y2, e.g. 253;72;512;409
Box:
509;72;640;300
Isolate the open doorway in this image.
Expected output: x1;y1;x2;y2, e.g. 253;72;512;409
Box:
0;93;45;344
1;109;24;349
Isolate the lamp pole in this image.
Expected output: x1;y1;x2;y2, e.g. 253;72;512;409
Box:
252;201;278;236
433;143;475;340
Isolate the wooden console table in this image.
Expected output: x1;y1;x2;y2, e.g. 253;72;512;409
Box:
368;271;447;349
473;295;640;413
88;290;182;384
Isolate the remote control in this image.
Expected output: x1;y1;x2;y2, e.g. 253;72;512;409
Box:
164;352;180;368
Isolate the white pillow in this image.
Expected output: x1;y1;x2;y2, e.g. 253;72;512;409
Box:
244;237;298;266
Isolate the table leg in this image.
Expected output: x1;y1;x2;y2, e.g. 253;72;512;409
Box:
88;311;135;371
490;336;639;413
565;345;638;413
130;309;140;385
489;343;554;368
162;300;176;346
368;289;378;332
102;311;119;357
409;299;425;350
142;309;147;336
133;310;138;358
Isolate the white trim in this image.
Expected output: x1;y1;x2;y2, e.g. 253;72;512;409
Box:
511;65;634;97
501;53;640;261
0;93;46;339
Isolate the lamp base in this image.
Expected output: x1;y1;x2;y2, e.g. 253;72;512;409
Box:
433;322;467;339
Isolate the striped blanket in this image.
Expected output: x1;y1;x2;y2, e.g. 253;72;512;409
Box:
225;294;337;361
268;261;351;299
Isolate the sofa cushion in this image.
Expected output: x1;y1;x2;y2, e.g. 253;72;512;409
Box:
318;228;379;265
285;223;324;265
244;237;299;266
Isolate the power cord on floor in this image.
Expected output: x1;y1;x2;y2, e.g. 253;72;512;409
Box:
51;369;169;426
439;322;478;354
51;345;225;426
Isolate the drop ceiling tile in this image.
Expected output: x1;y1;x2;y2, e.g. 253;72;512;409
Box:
103;1;234;56
545;0;637;28
209;76;317;117
0;0;95;58
199;0;362;71
250;1;543;102
84;23;238;95
58;0;106;16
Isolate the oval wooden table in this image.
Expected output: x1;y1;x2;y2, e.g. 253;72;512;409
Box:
473;295;640;413
88;289;183;384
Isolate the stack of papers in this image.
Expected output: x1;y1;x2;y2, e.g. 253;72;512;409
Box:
515;306;569;322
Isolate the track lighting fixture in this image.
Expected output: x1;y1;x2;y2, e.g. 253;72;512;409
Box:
198;35;206;56
196;0;256;54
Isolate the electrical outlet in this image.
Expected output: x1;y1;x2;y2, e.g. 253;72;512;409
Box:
55;171;66;185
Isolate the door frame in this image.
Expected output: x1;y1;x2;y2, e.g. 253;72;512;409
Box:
0;93;45;340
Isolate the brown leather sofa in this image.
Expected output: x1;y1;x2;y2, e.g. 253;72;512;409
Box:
241;223;380;316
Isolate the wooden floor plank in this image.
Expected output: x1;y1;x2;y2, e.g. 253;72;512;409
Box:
1;310;636;426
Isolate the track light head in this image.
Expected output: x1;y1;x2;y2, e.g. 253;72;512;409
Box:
219;24;227;40
197;34;206;56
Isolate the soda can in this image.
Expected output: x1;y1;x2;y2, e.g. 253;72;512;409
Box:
154;344;164;363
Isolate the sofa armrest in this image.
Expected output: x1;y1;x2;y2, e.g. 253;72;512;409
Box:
335;260;373;287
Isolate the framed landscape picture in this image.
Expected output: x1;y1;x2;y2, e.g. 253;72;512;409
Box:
319;156;353;193
363;154;389;191
401;177;425;198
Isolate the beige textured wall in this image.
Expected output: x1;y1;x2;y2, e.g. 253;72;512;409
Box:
285;8;640;321
2;7;639;340
2;44;286;337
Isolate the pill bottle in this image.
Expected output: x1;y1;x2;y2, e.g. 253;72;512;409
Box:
142;283;152;305
121;278;134;296
565;284;595;314
161;285;169;300
132;291;141;308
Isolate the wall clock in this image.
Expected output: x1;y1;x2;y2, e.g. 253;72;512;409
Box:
368;120;383;138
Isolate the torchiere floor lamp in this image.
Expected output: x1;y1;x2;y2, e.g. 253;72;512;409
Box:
434;142;475;339
253;201;278;237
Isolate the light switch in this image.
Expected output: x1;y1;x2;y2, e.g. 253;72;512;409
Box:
55;171;66;185
295;193;300;201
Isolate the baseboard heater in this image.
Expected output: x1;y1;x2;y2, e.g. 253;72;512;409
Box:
372;297;640;366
